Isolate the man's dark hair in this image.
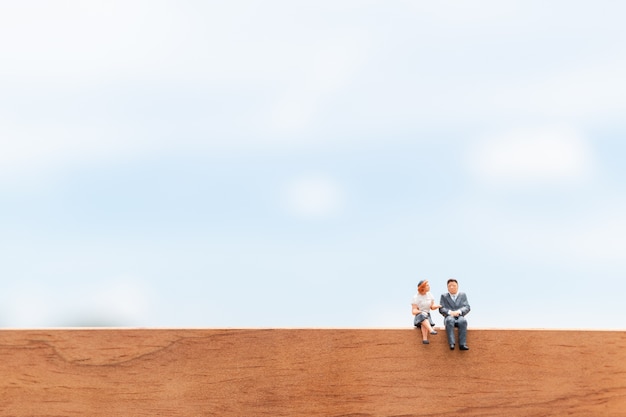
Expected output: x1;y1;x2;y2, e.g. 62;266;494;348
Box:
447;278;458;284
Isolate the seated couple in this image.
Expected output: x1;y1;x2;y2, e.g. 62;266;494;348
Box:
411;278;470;350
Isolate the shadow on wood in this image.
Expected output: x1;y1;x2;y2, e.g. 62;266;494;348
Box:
1;328;624;416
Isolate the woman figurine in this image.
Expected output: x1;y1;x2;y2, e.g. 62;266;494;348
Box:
411;280;441;344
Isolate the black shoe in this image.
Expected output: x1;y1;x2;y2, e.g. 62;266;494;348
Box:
449;344;455;350
430;330;438;335
460;345;469;350
422;340;429;344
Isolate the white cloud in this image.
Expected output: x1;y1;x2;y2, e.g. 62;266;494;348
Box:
1;276;156;327
1;283;52;328
0;1;372;186
468;126;594;186
405;0;522;26
266;32;368;135
483;59;626;125
1;0;624;188
0;118;150;189
563;210;626;263
0;1;368;86
281;174;346;219
87;278;155;325
463;201;626;265
0;2;170;82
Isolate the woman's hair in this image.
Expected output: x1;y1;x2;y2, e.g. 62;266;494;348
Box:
418;280;429;294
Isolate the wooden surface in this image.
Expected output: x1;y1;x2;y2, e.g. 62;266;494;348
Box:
0;328;625;416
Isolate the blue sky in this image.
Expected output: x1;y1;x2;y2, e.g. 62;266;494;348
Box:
1;1;625;329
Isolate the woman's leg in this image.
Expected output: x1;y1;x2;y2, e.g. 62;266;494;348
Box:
420;323;429;342
423;317;437;335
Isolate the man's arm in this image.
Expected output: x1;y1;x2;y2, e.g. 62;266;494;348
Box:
458;293;471;316
438;295;450;316
440;294;465;317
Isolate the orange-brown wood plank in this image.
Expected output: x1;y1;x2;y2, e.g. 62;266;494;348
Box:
1;329;624;416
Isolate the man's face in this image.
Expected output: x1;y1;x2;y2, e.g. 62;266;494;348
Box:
447;281;459;295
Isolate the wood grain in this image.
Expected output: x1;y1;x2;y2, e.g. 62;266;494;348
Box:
1;329;624;416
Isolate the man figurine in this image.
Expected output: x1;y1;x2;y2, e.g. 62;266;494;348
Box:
439;278;471;351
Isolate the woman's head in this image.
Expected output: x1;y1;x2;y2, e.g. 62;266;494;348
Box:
417;280;429;294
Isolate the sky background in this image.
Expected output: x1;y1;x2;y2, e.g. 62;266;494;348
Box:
1;1;625;330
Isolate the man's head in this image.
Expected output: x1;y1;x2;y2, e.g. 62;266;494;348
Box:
447;278;459;295
417;280;430;294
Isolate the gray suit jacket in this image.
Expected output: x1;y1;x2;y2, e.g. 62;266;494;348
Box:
439;292;471;317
